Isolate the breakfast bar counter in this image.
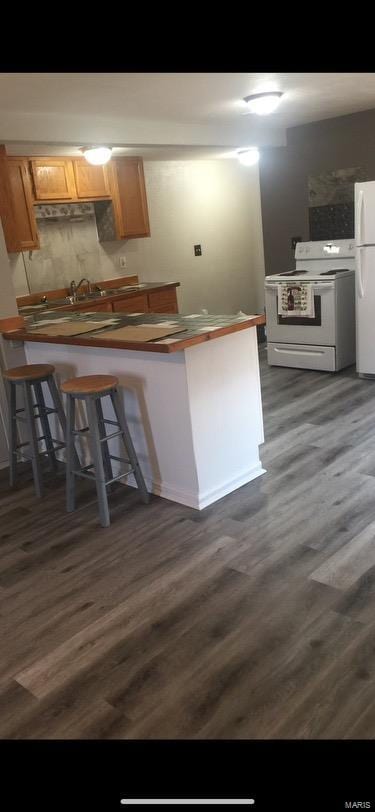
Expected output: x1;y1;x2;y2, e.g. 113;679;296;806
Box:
2;311;266;509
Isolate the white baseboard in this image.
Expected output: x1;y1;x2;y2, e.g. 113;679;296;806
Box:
124;462;266;510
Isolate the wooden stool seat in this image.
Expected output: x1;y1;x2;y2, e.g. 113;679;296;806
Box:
61;375;119;396
3;363;55;383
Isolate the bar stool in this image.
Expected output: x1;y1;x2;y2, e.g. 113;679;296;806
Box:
61;374;149;528
3;363;70;498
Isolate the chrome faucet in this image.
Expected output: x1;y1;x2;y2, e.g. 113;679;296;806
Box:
69;278;91;301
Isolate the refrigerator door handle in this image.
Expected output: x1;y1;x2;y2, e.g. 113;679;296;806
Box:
357;247;365;298
356;189;364;245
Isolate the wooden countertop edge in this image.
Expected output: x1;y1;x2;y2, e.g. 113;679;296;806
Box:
2;314;266;354
18;282;180;313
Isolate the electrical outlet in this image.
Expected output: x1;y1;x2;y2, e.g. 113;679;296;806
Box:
119;256;127;269
194;244;202;256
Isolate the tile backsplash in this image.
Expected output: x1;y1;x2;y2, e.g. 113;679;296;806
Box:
8;204;138;296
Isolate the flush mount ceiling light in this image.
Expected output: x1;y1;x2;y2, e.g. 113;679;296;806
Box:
237;148;260;167
82;146;112;165
243;92;283;116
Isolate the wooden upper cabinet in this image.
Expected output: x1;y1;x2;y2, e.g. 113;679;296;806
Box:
7;159;39;251
0;147;39;252
0;145;20;252
0;147;151;253
31;159;76;201
72;161;111;199
110;158;150;239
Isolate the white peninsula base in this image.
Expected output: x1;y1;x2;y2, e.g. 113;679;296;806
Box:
25;326;265;509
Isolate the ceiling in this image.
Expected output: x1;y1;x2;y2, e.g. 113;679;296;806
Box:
2;73;375;158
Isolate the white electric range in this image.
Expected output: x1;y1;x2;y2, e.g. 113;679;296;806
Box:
264;239;356;372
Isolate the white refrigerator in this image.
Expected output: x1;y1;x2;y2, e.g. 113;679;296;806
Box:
355;180;375;376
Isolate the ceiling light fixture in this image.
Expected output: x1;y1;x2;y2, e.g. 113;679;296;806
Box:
82;146;112;165
243;92;283;116
237;148;260;167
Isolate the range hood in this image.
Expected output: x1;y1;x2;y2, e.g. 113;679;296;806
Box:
34;202;95;221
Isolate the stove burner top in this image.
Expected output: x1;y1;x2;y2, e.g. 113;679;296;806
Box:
279;270;308;276
319;268;349;276
277;267;350;278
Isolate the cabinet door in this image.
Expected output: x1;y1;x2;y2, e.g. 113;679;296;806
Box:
110;158;150;239
148;288;178;313
112;294;148;312
31;159;76;201
0;145;20;252
73;161;111;199
7;159;39;250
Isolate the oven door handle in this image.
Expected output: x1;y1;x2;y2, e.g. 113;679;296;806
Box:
265;283;334;291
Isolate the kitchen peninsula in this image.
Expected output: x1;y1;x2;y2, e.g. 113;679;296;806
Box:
2;311;266;509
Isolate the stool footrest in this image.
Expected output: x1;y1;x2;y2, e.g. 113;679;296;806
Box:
100;429;123;442
14;407;57;423
72;463;135;486
109;453;131;465
16;440;66;462
16;436;65;448
106;469;135;486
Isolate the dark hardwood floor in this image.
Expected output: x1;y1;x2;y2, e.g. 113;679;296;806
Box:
2;347;375;739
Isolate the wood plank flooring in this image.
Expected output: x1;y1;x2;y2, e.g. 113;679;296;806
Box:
2;349;375;738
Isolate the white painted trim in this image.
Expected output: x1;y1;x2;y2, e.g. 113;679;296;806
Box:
195;463;266;509
124;462;266;510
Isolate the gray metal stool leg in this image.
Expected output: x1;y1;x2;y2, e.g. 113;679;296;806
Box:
23;381;43;498
96;397;114;489
34;381;58;472
48;373;80;470
86;397;110;528
66;393;76;513
5;380;18;487
110;387;149;504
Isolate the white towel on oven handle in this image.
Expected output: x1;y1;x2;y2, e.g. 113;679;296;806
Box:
278;283;315;318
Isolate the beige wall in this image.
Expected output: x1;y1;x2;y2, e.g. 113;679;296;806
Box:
10;159;265;315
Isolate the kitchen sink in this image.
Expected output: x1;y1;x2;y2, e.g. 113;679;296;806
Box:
19;285;146;313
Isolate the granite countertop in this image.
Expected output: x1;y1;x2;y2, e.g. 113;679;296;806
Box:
18;282;180;315
4;310;266;354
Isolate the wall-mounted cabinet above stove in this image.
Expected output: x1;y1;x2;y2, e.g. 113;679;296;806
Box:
0;147;150;253
31;158;111;202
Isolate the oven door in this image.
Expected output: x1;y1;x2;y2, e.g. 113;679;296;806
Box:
265;281;336;346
